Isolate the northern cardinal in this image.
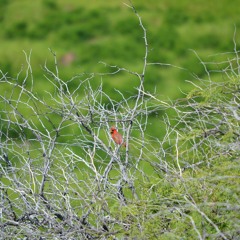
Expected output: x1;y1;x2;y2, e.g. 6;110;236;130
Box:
110;126;126;147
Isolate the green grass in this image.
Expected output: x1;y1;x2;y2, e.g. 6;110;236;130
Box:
1;0;240;103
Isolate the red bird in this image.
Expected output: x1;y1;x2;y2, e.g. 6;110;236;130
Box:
110;126;126;147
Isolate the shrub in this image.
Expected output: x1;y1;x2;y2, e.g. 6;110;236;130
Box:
0;4;239;239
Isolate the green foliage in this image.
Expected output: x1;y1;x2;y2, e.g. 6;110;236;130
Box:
1;0;240;100
42;0;58;9
164;6;189;26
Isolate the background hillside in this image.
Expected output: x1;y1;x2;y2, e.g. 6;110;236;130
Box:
1;0;240;97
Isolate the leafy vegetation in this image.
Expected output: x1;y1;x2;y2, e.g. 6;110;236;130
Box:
1;0;240;97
